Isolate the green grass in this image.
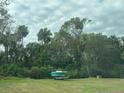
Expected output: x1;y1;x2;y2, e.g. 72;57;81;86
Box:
0;78;124;93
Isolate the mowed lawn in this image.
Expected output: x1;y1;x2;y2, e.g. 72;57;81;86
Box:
0;78;124;93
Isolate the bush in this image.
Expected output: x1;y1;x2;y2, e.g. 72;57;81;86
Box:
30;67;41;79
21;68;31;77
29;66;53;79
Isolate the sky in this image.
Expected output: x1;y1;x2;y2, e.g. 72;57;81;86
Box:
8;0;124;44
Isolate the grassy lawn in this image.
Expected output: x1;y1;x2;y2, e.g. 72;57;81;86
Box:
0;78;124;93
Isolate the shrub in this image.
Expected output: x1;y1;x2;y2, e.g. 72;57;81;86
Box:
29;66;53;79
30;67;41;79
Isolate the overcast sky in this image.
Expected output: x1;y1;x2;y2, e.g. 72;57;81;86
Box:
8;0;124;43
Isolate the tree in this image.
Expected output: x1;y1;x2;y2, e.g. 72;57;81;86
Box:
0;14;124;79
17;25;29;46
37;28;52;44
50;31;72;69
24;42;41;67
0;0;11;33
0;0;11;63
84;33;121;77
59;17;90;77
48;17;91;78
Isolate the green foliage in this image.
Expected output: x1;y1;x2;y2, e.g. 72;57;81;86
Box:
0;5;124;79
17;25;29;46
29;66;53;79
37;28;52;44
30;67;41;79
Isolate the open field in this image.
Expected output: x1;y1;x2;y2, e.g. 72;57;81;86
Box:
0;78;124;93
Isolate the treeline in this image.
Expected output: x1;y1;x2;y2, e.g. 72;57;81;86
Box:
0;1;124;79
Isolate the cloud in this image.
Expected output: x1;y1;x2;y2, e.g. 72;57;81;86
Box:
8;0;124;43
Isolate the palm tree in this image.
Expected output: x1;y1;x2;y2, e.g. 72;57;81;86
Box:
37;28;52;44
17;25;28;46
